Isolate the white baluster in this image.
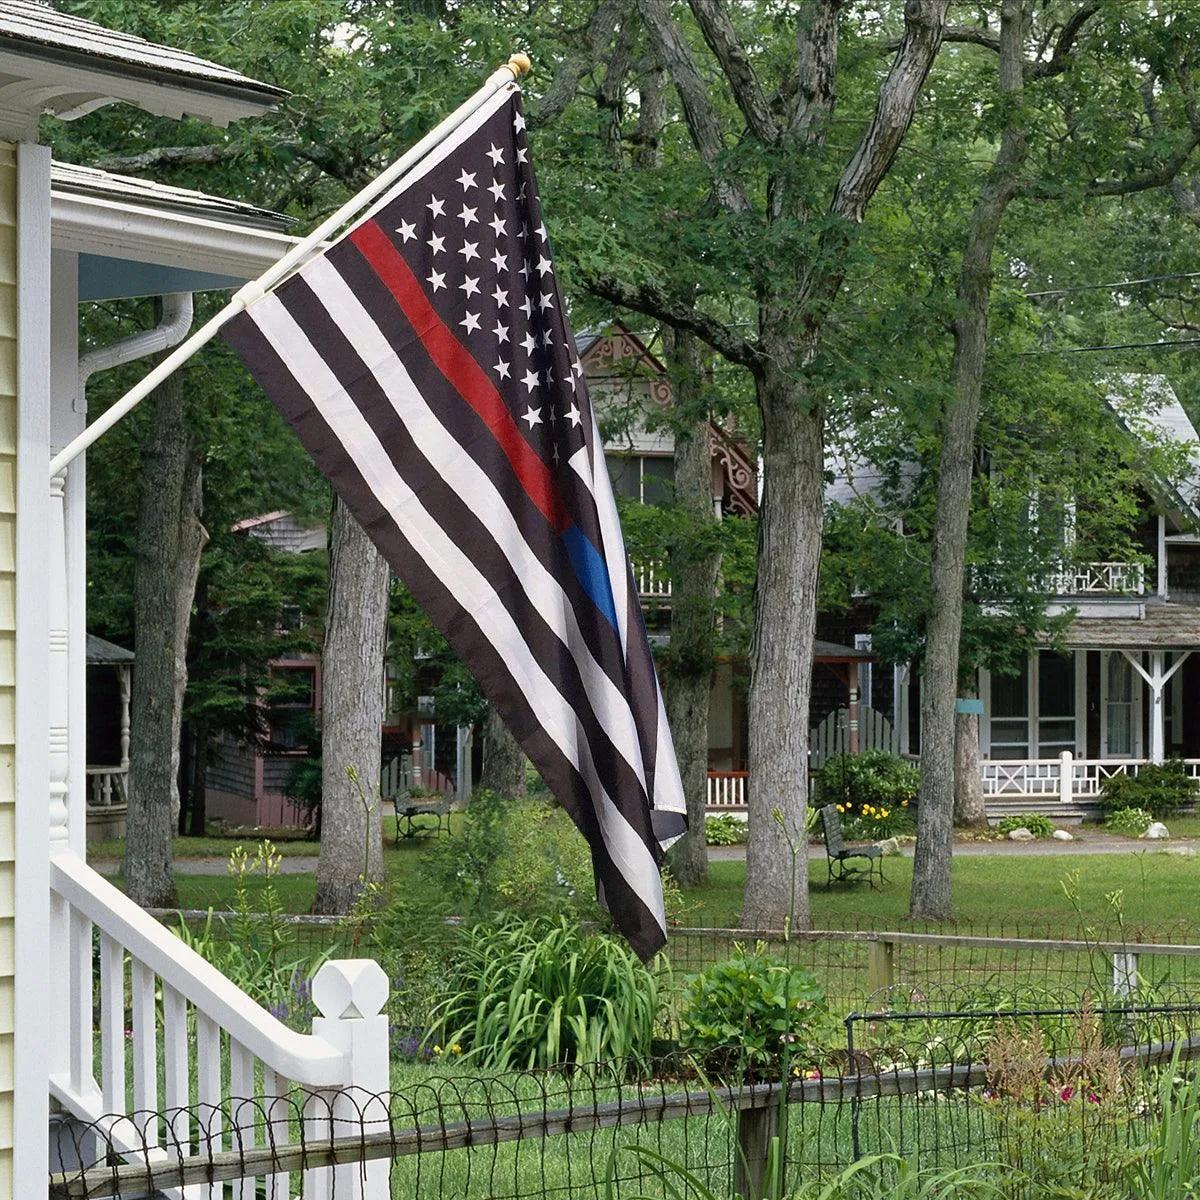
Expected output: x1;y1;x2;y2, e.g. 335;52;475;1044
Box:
162;984;190;1151
99;931;126;1113
229;1041;257;1200
68;906;93;1098
195;1013;222;1200
131;959;159;1146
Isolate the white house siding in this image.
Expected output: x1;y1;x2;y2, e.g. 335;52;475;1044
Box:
0;140;20;1198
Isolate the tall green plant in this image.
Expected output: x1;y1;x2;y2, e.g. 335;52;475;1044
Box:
1126;1058;1200;1200
427;917;660;1070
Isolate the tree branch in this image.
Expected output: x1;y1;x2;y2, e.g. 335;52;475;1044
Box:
1025;1;1102;80
583;272;762;372
531;0;630;128
785;0;840;143
885;23;998;55
634;0;751;212
1017;128;1200;199
832;0;949;222
94;143;238;173
687;0;778;142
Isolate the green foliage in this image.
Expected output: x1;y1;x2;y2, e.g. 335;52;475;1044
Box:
428;918;660;1070
1105;807;1154;837
705;814;749;846
422;789;601;925
171;840;329;1022
677;943;827;1079
1126;1060;1200;1199
815;753;916;838
1099;762;1198;817
996;813;1056;839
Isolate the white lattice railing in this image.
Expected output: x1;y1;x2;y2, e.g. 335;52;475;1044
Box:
981;753;1200;799
49;852;390;1199
706;771;748;810
1037;561;1146;597
635;560;672;600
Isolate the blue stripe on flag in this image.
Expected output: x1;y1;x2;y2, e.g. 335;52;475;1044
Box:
563;525;619;632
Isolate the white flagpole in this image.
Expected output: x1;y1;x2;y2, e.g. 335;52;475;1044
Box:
49;53;532;480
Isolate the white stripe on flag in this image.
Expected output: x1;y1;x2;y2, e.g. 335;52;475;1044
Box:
298;255;651;791
249;293;666;931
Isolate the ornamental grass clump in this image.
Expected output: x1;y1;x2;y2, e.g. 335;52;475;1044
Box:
427;917;660;1070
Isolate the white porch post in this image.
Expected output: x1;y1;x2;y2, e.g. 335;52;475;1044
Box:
1149;652;1165;764
1123;650;1192;765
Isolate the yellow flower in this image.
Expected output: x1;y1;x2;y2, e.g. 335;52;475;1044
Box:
881;810;890;818
451;1043;462;1055
902;800;909;807
837;804;844;813
433;1045;442;1055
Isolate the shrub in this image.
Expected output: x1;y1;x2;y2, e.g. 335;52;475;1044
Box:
1105;806;1153;837
996;813;1055;839
427;917;659;1069
423;789;601;924
705;813;749;845
1099;761;1198;818
678;942;828;1079
816;752;918;839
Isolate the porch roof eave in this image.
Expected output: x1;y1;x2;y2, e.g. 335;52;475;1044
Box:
1053;602;1200;652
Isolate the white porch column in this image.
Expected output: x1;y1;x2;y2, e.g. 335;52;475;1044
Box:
1149;652;1165;763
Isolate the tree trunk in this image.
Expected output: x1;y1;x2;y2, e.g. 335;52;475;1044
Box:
953;671;988;829
663;330;719;888
910;0;1027;920
314;497;390;914
479;705;526;798
124;359;205;907
742;352;824;931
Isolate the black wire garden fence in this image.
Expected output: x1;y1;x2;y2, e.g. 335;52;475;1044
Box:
49;997;1200;1200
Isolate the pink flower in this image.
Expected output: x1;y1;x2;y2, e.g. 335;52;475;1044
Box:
1088;1093;1101;1104
807;1069;822;1080
1059;1086;1075;1103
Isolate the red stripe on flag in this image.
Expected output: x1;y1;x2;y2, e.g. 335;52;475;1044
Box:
349;220;569;533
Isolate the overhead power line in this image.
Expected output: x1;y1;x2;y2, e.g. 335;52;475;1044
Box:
1024;271;1200;298
1016;337;1200;357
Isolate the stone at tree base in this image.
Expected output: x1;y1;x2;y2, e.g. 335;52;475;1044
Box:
876;837;902;856
1143;822;1170;840
1007;828;1035;841
1051;829;1073;841
1166;845;1197;858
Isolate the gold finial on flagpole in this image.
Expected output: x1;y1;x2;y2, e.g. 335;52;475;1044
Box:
508;52;532;78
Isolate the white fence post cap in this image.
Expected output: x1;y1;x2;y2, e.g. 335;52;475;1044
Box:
313;959;389;1019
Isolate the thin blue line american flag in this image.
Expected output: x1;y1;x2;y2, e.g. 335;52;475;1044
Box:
223;83;686;959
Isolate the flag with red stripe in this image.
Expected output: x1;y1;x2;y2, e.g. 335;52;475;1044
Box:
223;82;686;959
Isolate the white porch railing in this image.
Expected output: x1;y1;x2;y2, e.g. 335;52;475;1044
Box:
49;852;390;1199
1037;561;1145;596
85;765;127;807
981;752;1200;800
706;770;748;810
635;560;672;600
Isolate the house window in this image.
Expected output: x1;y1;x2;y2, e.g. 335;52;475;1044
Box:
268;666;316;750
1104;653;1136;757
1037;652;1076;758
605;454;673;505
989;660;1029;759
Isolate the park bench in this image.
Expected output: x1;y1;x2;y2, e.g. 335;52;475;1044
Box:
819;804;884;888
395;794;453;840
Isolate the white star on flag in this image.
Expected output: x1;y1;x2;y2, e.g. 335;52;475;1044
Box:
427;232;445;254
491;248;508;272
397;219;416;242
565;403;582;426
492;285;509;308
458;204;478;226
427;269;446;292
459;241;480;262
456;169;477;190
521;404;542;427
522;368;539;393
493;359;511;379
427;195;445;217
492;321;509;342
487;144;505;166
460;311;481;333
460;276;480;297
489;213;507;237
488;179;505;202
